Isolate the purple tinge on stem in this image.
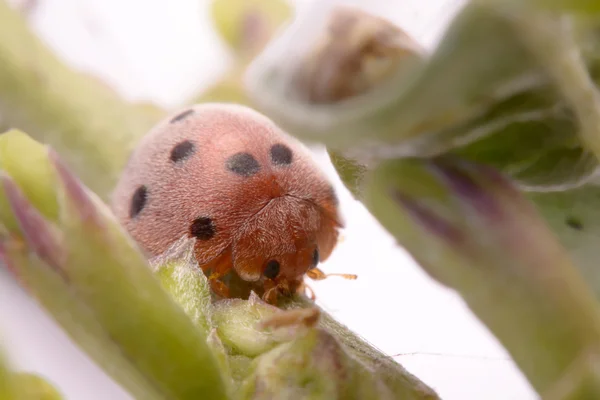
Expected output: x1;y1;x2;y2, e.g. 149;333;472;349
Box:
427;157;505;220
0;240;29;289
0;241;15;274
1;174;65;270
463;159;525;200
48;148;104;229
389;188;464;245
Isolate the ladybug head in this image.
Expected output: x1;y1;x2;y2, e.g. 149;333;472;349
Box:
230;195;342;285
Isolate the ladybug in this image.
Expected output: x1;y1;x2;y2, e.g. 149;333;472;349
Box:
111;103;355;304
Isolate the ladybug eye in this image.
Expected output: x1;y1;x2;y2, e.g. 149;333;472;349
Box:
264;260;280;279
311;249;319;269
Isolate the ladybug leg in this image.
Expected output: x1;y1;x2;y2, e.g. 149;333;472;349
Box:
262;278;296;305
263;278;282;305
277;279;292;296
296;280;317;301
204;252;233;299
306;267;357;281
209;278;230;299
263;287;279;305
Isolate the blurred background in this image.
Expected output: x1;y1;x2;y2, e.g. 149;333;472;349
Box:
0;0;539;398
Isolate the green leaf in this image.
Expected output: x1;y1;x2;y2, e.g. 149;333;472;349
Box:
246;3;545;150
151;237;214;335
0;129;58;232
540;351;600;400
12;373;64;400
448;94;597;191
218;295;441;400
363;156;600;395
528;182;600;298
212;297;283;357
480;0;600;14
289;297;439;400
503;10;600;164
247;3;600;193
0;348;63;400
0;134;229;399
238;329;398;400
0;349;10;399
150;237;235;398
328;150;368;199
2;244;162;400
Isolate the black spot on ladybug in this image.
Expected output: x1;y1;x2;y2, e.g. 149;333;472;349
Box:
270;143;293;166
130;185;148;219
310;249;319;269
226;152;261;177
566;216;583;231
264;260;280;279
170;109;194;123
170;140;195;163
190;217;216;240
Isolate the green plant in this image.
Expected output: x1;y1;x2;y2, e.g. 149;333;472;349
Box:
3;0;599;398
0;0;438;399
246;0;600;398
0;347;63;399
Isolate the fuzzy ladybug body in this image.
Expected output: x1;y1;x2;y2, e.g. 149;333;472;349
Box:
111;103;348;303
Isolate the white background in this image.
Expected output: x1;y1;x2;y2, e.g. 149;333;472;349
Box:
0;0;538;399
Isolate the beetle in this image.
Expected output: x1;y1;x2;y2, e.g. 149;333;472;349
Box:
111;103;355;304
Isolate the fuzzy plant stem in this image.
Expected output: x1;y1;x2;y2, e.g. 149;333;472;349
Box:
510;11;600;162
0;2;439;398
0;1;164;200
153;241;441;399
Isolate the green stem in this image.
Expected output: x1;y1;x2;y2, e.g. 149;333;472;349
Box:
0;1;164;200
511;12;600;161
284;296;441;400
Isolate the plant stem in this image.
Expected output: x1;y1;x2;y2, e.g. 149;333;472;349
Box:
511;11;600;162
0;1;164;200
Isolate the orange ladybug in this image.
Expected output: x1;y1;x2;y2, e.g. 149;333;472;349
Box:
111;103;355;304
